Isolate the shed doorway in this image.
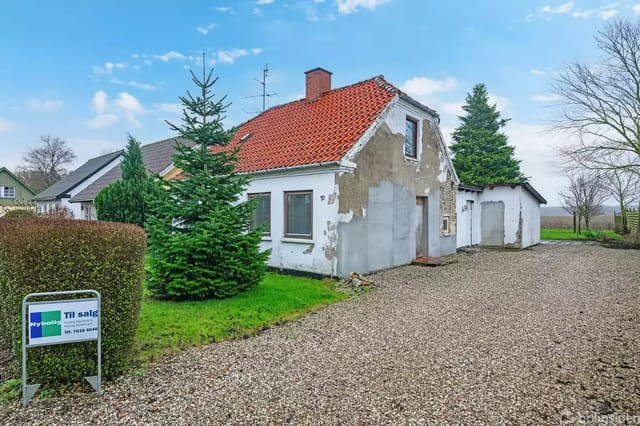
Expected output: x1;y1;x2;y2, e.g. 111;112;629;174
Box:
416;197;429;258
481;201;505;246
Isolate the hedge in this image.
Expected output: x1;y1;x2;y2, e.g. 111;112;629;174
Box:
0;218;146;383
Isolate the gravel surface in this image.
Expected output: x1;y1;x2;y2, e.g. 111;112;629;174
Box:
2;244;639;425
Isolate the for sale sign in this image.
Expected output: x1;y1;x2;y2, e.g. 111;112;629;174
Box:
27;299;99;346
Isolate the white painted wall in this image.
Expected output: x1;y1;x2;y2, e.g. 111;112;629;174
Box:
456;191;481;248
477;186;521;246
519;188;542;248
243;167;341;276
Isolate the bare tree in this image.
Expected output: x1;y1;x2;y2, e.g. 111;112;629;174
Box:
600;167;640;232
552;19;640;175
16;135;76;192
559;171;610;231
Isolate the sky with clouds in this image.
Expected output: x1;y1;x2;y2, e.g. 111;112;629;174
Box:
0;0;636;204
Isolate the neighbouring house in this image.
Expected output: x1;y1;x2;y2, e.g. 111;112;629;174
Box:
0;167;36;215
68;137;191;220
166;68;460;277
32;151;123;218
456;183;547;249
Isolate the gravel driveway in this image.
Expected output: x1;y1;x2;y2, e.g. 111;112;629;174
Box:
2;244;639;424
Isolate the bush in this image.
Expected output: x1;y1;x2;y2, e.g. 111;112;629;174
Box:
2;209;37;218
0;219;146;384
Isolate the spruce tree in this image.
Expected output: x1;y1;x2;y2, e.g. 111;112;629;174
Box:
145;65;269;300
95;136;156;227
450;84;526;186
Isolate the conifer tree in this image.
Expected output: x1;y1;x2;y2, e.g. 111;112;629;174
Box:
145;64;269;300
95;136;156;227
450;84;526;186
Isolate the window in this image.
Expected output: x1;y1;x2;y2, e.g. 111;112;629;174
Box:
404;118;418;158
248;192;271;235
285;191;313;238
442;216;450;233
0;186;15;199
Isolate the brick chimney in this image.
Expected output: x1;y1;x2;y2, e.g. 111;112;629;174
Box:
305;67;332;101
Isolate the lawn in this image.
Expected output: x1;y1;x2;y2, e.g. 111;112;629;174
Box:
136;273;347;362
541;228;623;241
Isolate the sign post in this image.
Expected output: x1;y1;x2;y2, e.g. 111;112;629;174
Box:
22;290;101;407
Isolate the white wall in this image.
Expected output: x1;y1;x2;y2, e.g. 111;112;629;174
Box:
456;191;481;248
478;186;521;246
244;167;340;276
519;189;542;248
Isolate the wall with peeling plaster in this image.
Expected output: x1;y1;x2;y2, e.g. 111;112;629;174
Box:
472;186;542;249
243;168;341;276
334;97;457;276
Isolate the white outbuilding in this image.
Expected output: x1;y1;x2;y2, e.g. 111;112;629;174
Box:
457;183;547;249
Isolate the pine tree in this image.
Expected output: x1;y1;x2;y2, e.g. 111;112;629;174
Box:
145;64;269;300
450;84;526;186
95;136;156;227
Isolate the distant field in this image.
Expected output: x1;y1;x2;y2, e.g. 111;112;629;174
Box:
541;215;615;230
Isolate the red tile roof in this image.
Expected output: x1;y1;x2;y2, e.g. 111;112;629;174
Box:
217;76;399;173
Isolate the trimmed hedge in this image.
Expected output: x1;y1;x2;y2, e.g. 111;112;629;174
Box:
0;219;146;383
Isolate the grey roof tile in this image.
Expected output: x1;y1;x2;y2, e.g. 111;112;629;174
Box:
69;137;191;203
33;150;123;201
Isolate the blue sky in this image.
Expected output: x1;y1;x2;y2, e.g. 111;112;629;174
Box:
0;0;636;204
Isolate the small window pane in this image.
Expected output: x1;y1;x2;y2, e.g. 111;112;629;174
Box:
249;193;271;234
286;192;312;237
2;186;15;198
405;119;417;158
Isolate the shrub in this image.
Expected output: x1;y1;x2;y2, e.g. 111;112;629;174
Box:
0;218;146;383
2;209;37;218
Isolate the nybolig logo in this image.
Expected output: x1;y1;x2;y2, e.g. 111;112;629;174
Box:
30;310;62;338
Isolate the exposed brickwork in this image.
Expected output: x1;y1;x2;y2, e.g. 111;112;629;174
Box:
305;68;332;101
439;170;457;237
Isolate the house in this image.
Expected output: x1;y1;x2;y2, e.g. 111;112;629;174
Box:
167;68;460;277
68;137;191;220
457;183;547;249
32;151;123;218
0;167;36;215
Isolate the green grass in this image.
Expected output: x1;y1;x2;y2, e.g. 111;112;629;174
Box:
541;228;623;241
136;273;347;362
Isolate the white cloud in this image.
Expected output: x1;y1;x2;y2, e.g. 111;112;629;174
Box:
441;102;464;117
26;98;63;111
531;94;562;102
0;117;14;133
337;0;391;14
599;9;618;19
572;9;595;18
216;6;233;13
634;4;640;14
256;0;274;4
541;2;574;14
109;78;157;91
92;61;126;75
91;91;108;114
195;23;217;35
488;93;511;111
399;76;458;97
154;103;183;114
154;51;185;62
87;114;119;129
114;92;144;126
530;69;546;75
209;48;261;65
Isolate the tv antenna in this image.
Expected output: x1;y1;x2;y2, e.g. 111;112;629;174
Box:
246;64;277;113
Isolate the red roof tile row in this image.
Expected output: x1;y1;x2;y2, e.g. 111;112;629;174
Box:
215;76;399;173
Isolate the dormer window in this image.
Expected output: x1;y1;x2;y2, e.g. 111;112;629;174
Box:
404;117;418;158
